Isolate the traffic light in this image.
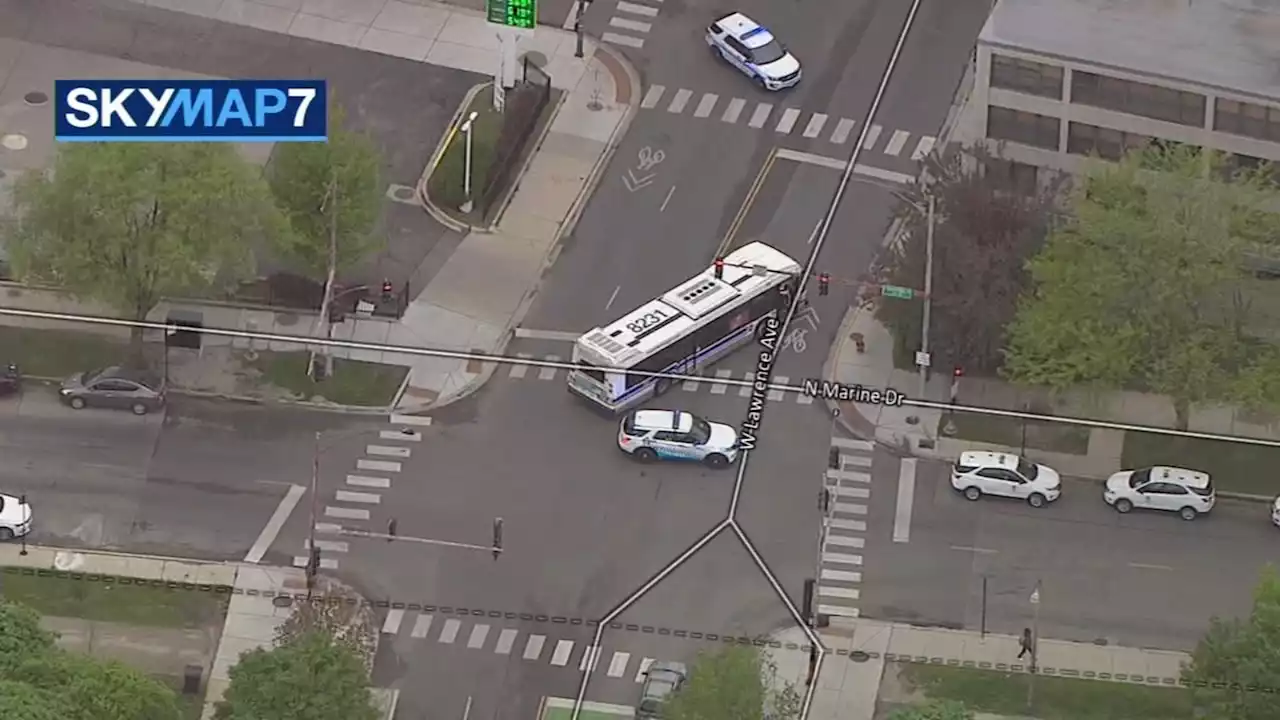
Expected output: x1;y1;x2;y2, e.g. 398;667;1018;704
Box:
802;578;816;625
713;258;725;280
828;447;840;469
492;517;504;561
380;279;393;305
818;273;830;296
954;366;964;378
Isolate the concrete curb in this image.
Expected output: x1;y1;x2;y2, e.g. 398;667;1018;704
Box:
414;39;643;414
22;375;397;417
417;81;493;235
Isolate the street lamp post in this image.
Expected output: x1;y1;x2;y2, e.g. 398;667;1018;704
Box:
459;111;480;214
918;193;935;399
1027;581;1042;710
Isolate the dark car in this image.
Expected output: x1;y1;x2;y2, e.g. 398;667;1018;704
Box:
60;366;166;415
637;660;688;719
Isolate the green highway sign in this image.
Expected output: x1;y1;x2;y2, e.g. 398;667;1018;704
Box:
487;0;536;28
881;284;915;300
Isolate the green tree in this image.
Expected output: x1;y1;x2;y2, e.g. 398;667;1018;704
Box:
267;102;382;373
1003;145;1280;428
12;651;183;720
0;680;73;720
215;630;379;720
5;142;285;352
0;601;58;671
663;646;802;720
874;144;1064;374
1184;567;1280;720
887;700;973;720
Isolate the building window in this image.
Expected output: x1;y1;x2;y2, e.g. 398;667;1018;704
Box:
986;106;1060;150
984;157;1040;195
1066;122;1151;161
1222;153;1279;186
1071;70;1206;127
989;54;1064;99
1214;99;1280;143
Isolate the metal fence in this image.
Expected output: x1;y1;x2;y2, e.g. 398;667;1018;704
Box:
478;58;553;215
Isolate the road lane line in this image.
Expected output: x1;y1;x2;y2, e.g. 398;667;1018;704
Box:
842;454;872;468
822;551;863;566
616;1;658;16
550;639;574;666
244;483;305;563
818;604;859;618
950;545;998;554
608;652;630;677
382;609;405;634
610;16;652;32
367;444;410;458
862;124;883;149
390;413;432;426
748;102;772;128
509;353;532;378
830;118;856;144
438;619;461;644
347;474;391;488
768;375;788;401
710;369;732;394
803;113;828;138
1128;562;1174;571
495;628;518;654
325;506;369;520
667;89;692;114
832;437;874;451
467;624;490;649
606;286;621;310
635;658;654;682
911;135;936;160
410;614;434;638
335;490;381;504
514;329;581;342
379;429;420;441
602;32;645;48
821;568;862;583
641;85;664;109
538;356;560;380
721;98;745;123
884;129;910;156
304;538;348;552
825;534;865;548
523;634;546;660
775;108;800;134
819;586;860;600
694;93;718;118
894;458;917;543
357;459;400;472
661;185;675;211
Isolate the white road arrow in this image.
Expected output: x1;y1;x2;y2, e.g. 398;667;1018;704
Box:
623;168;656;192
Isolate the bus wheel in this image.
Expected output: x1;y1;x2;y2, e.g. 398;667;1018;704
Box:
655;379;671;396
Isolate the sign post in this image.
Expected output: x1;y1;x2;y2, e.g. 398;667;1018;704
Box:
485;0;537;112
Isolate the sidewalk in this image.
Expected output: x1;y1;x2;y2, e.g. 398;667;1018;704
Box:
768;621;1189;720
0;543;394;720
0;1;639;415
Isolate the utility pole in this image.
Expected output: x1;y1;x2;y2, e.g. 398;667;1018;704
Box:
307;431;320;595
917;192;936;399
1027;581;1042;710
316;166;340;378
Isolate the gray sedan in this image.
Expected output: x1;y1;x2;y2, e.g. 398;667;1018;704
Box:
60;366;166;415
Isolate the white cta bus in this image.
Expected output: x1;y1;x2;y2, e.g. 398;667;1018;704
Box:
567;242;801;413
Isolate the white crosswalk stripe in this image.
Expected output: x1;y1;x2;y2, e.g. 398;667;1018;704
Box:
510;353;531;379
616;0;658;17
694;93;718;118
347;474;390;488
602;32;645;48
803;113;827;138
862;124;883;149
467;624;490;649
550;639;574;666
641;85;664;109
324;506;368;520
884;129;910;156
367;444;410;458
304;539;348;552
439;619;461;644
357;459;400;473
636;657;654;682
411;614;433;638
816;435;877;621
830;117;856;144
382;609;405;634
911;135;936;160
292;555;338;569
748;102;771;128
380;429;420;441
335;490;380;504
495;628;517;654
608;651;630;677
775;108;800;134
610;16;651;32
539;356;560;380
710;368;732;394
667;89;692;114
523;634;546;660
721;98;745;123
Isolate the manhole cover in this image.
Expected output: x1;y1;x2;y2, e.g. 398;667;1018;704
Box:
520;51;548;68
272;595;294;608
850;651;871;662
23;91;48;106
1;134;28;151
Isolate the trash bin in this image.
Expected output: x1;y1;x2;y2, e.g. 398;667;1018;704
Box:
165;309;204;350
181;664;202;695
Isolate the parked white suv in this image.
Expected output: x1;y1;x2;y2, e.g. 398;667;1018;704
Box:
1104;466;1214;520
1272;495;1280;527
951;451;1062;508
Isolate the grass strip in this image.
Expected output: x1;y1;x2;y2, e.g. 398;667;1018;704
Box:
247;350;407;407
0;569;228;629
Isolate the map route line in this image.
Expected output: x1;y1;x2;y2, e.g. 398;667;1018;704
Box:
3;307;1278;448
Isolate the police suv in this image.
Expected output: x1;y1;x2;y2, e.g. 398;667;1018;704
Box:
705;13;802;91
618;410;740;468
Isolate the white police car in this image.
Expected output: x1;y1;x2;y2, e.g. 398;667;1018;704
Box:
705;13;801;91
618;409;740;469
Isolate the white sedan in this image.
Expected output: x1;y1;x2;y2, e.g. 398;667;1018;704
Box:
1271;495;1280;527
0;492;32;540
950;451;1061;508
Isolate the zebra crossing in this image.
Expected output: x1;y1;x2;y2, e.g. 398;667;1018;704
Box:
816;436;875;620
291;414;432;572
640;84;937;155
601;0;664;49
380;611;667;681
507;354;814;405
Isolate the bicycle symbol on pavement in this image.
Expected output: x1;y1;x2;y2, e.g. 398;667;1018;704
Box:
637;146;665;171
782;328;808;354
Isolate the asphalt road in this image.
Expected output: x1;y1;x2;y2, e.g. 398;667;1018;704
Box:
858;459;1280;652
0;386;374;560
0;0;479;294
